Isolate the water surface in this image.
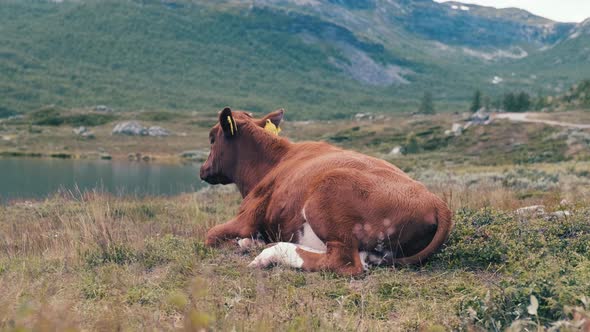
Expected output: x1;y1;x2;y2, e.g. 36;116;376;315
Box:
0;157;206;203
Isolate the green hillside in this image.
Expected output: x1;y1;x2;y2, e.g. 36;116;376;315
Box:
0;0;589;119
0;0;430;119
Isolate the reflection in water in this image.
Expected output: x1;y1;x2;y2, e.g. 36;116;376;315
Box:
0;158;206;202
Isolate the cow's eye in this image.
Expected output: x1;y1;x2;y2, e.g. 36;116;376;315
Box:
210;136;215;145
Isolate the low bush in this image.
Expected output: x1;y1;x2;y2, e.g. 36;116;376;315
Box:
29;107;116;126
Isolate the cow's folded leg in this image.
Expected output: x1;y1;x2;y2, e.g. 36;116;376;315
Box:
248;241;363;276
205;218;257;247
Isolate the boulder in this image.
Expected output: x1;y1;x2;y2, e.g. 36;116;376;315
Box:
469;109;491;125
112;121;147;136
549;210;571;219
147;126;171;137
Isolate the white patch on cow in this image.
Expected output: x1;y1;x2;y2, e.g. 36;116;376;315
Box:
248;243;303;269
359;251;369;271
298;245;326;254
297;222;327;252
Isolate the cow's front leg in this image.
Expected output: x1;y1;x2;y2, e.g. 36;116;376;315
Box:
205;216;258;247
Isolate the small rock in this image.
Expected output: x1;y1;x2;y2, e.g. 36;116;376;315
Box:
389;146;403;155
95;105;113;113
73;126;88;135
451;123;463;136
128;152;143;161
73;126;95;139
516;205;546;216
180;150;209;162
354;113;374;121
100;153;112;160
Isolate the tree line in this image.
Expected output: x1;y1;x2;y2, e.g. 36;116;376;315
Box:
417;89;549;114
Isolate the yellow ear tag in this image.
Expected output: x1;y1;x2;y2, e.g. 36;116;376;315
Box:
227;116;236;136
264;119;281;135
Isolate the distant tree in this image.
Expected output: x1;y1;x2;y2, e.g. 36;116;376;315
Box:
503;93;517;112
576;80;590;106
516;92;531;112
503;91;531;112
492;97;503;110
483;95;492;111
470;89;482;112
419;91;435;115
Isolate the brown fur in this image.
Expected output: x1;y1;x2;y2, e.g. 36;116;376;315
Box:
200;108;453;276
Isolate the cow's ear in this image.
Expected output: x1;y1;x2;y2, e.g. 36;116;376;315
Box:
263;108;284;127
219;107;238;138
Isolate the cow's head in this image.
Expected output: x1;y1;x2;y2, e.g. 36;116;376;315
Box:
199;107;284;185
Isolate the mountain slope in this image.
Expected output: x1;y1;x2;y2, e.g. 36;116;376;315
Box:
0;0;588;118
1;0;425;118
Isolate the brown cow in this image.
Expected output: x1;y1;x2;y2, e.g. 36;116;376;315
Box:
200;107;453;276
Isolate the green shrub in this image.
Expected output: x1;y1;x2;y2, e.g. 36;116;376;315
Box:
84;244;136;267
29;107;117;126
440;208;512;268
80;274;109;300
29;106;64;126
65;113;116;126
139;235;213;271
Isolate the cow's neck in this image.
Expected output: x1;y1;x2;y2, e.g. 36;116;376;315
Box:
233;128;290;197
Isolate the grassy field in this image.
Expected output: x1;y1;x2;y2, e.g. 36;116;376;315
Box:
2;160;590;331
2;108;590;330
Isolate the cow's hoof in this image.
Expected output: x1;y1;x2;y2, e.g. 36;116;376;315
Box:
238;238;265;252
205;236;219;247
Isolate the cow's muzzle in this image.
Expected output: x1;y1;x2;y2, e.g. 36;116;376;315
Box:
200;164;231;185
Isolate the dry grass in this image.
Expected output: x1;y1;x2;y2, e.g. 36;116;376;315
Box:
1;163;590;331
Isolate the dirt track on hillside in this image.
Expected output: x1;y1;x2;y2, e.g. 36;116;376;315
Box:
493;112;590;129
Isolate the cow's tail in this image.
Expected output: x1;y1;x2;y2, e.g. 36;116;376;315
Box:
393;202;453;265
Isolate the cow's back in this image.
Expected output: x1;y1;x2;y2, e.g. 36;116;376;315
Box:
257;142;426;230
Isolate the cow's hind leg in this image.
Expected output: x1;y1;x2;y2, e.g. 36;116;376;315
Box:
248;241;364;276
